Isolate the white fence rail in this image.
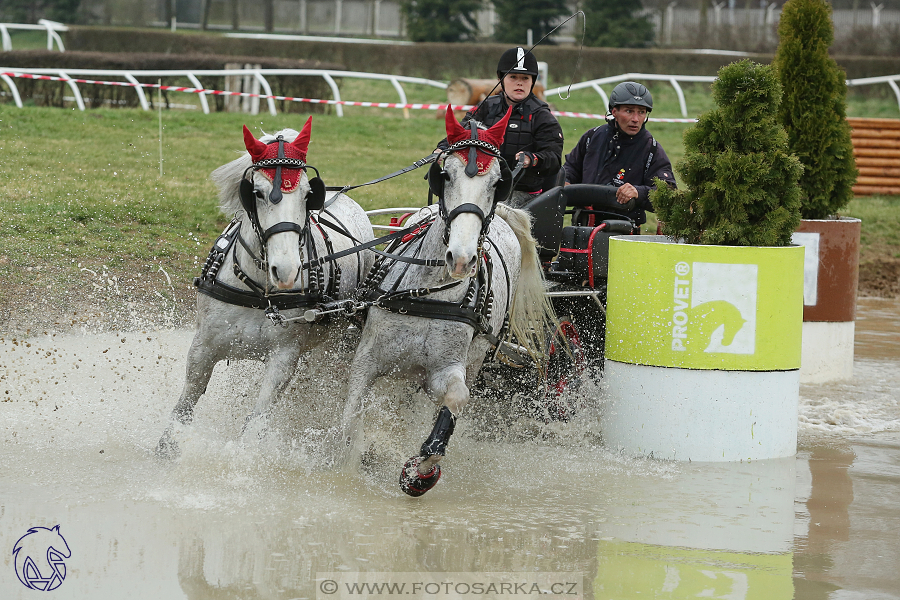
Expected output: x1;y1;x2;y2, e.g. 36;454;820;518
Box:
2;67;900;117
0;67;447;116
547;72;900;117
0;19;67;52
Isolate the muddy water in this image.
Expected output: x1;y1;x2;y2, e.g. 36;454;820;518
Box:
1;298;898;600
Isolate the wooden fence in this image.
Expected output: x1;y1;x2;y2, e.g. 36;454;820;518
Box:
850;117;900;196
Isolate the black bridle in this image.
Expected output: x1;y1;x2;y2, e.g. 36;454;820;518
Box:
430;123;512;249
239;135;325;246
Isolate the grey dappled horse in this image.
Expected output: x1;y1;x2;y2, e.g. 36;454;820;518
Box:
341;108;558;496
157;119;374;457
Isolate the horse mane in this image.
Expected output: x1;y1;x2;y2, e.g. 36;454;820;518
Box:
495;203;560;369
211;128;301;215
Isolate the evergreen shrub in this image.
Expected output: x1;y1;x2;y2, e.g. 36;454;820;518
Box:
773;0;857;220
400;0;482;43
651;60;802;246
582;0;654;48
491;0;570;45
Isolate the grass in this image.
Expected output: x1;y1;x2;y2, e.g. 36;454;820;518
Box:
1;95;898;318
2;30;54;52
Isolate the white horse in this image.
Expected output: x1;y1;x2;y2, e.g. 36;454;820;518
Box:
342;107;558;496
157;118;374;457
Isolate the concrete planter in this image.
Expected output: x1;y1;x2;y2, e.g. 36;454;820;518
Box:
602;236;804;461
791;217;861;383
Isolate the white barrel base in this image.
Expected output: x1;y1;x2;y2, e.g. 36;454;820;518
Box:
602;360;799;462
800;320;855;384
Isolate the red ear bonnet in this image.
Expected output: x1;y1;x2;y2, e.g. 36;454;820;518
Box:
443;106;511;175
242;117;313;193
243;125;268;163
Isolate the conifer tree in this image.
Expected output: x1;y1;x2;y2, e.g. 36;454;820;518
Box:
651;60;802;246
491;0;570;45
400;0;482;43
582;0;654;48
773;0;857;220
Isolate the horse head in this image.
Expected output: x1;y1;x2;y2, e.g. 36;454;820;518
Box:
240;117;325;290
433;106;512;279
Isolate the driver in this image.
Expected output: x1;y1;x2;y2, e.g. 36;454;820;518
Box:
563;82;677;232
436;47;564;208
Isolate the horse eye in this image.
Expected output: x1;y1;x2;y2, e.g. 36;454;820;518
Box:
254;189;265;200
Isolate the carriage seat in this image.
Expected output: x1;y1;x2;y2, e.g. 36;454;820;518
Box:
521;184;636;284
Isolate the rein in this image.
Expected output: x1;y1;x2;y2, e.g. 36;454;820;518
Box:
323;153;439;208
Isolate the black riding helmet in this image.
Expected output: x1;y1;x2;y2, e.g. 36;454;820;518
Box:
497;47;539;94
608;82;653;113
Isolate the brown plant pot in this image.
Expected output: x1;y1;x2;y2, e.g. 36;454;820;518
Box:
792;217;861;383
793;217;861;322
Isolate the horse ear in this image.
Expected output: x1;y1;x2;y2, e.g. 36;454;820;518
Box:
444;105;468;144
290;116;312;162
243;125;268;162
482;107;512;149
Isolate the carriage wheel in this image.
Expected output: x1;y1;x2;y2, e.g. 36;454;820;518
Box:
534;319;586;422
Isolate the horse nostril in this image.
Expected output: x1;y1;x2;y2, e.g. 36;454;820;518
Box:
271;265;279;281
445;250;454;266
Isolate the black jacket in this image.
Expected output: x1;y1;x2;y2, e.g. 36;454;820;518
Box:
563;121;677;226
439;93;564;193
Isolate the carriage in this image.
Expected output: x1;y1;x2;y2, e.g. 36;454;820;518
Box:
157;112;640;497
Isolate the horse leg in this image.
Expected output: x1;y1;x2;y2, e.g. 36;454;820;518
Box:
337;346;379;468
241;344;303;441
399;368;468;497
156;336;223;459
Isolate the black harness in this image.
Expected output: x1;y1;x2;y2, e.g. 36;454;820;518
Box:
194;136;338;323
358;127;515;346
360;219;508;342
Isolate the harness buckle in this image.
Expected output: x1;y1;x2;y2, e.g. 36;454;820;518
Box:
265;304;287;326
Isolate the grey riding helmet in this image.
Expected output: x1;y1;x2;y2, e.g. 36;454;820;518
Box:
608;82;653;113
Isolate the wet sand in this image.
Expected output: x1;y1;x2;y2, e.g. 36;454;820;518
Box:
1;298;898;599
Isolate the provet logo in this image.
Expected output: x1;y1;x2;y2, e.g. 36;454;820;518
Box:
671;261;758;355
13;525;71;591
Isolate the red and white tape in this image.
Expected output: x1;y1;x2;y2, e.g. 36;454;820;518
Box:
1;71;698;122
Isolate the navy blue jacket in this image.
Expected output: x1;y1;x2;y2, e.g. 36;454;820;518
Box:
563;121;677;226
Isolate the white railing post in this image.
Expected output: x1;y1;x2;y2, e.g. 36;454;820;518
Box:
669;77;688;118
58;70;84;110
124;73;150;111
0;73;23;107
253;71;278;116
888;78;900;114
590;83;609;110
185;73;211;114
38;19;67;51
1;25;12;51
322;72;343;117
389;76;409;118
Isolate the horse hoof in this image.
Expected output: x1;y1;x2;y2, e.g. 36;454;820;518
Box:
399;456;441;497
155;436;181;460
